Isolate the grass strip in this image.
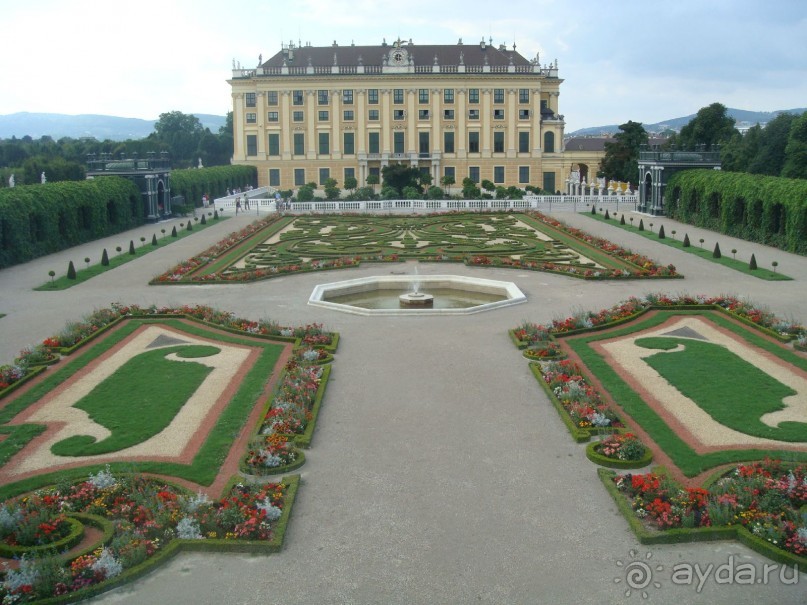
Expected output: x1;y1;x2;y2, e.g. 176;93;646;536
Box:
582;211;790;280
34;216;228;290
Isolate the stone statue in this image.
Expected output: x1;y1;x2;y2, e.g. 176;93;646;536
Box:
198;157;203;168
8;174;14;188
41;171;47;184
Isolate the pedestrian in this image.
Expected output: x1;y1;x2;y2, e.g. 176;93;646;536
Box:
236;198;241;215
244;196;250;211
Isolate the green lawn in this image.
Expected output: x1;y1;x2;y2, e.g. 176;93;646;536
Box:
583;211;791;280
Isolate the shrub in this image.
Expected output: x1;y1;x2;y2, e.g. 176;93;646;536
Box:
187;220;193;231
128;240;136;255
171;226;178;237
638;219;644;231
201;213;207;224
101;248;109;266
749;253;757;270
713;242;721;258
67;261;76;280
604;209;610;219
683;233;691;247
620;214;625;225
151;233;158;246
591;204;596;215
658;225;665;239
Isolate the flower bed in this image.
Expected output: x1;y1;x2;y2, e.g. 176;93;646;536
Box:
0;468;299;603
604;459;807;566
585;432;653;469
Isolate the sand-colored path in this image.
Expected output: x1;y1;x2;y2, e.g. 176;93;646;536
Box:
0;206;805;604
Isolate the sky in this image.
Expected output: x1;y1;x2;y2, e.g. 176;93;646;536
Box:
0;0;805;133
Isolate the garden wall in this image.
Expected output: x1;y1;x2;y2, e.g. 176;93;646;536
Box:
170;165;257;208
666;170;807;254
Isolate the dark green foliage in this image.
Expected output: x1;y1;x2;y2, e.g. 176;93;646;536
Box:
658;225;665;239
591;204;596;215
67;260;76;280
213;210;219;220
128;240;136;255
200;213;207;224
101;249;109;266
673;102;736;151
187;220;193;231
0;178;141;269
604;209;610;219
683;233;691;247
620;214;626;225
749;253;757;270
169;165;256;207
666;169;807;254
151;234;158;246
599;120;649;182
713;242;721;258
782;112;807;179
171;226;177;237
638;219;644;231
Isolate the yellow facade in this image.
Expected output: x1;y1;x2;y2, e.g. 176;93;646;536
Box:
229;39;594;193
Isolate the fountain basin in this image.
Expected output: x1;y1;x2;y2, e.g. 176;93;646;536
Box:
399;292;434;307
308;275;526;316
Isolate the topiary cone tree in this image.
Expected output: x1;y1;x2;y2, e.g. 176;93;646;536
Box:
67;260;76;280
604;209;610;219
171;226;178;237
101;249;110;266
187;221;193;231
152;233;158;246
749;254;757;270
683;233;691;247
658;225;665;239
213;210;219;220
620;214;625;225
638;219;644;231
713;242;721;258
591;204;596;215
129;240;136;255
201;214;207;224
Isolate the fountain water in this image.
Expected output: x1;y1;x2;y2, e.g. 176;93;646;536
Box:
399;267;434;307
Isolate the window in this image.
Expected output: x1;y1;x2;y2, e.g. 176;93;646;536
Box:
444;88;454;103
293;111;304;122
267;111;279;122
318;110;329;121
318;132;330;155
246;112;257;124
293;133;305;155
318;89;329;105
344;167;355;182
418;109;430;120
494;166;505;183
368;89;379;104
468;109;479;120
268;133;280;156
540;99;549;111
468;131;479;153
246;135;257;156
544;131;555;153
368;132;380;154
543;171;556;193
519;88;530;103
519;109;530;120
245;93;256;107
267;91;278;105
419;89;429;103
493;109;505;120
469;166;480;183
443;109;454;120
444;166;455;181
394;89;404;104
493;131;504;153
469;88;479;104
419;131;429;155
293;90;303;105
294;168;305;186
518;131;530;153
393;131;405;154
369;109;379;121
343;132;355;155
494;88;504;103
519;166;530;184
269;168;280;186
343;89;354;104
343;110;354;121
444;131;455;153
369;167;380;181
394;109;405;120
319;168;330;185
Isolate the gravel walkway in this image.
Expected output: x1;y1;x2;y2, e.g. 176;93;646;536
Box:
0;206;804;604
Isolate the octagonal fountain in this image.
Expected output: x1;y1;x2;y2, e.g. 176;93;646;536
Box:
308;275;526;316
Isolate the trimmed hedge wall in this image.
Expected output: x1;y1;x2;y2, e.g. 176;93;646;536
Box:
170;165;257;207
666;170;807;254
0;177;142;268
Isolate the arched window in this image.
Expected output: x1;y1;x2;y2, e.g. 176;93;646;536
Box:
543;131;555;153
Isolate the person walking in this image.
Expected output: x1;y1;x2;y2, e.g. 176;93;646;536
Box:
235;197;241;215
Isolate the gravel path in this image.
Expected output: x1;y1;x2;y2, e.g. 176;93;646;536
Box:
1;206;805;604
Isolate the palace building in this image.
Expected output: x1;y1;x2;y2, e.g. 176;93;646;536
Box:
228;37;602;193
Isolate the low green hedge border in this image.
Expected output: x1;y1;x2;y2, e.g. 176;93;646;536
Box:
22;475;300;605
528;362;591;443
240;448;307;477
585;439;654;469
598;468;807;569
0;516;85;558
293;364;331;448
0;365;48;401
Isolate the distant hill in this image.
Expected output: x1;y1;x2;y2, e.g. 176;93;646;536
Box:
0;112;227;141
568;108;807;137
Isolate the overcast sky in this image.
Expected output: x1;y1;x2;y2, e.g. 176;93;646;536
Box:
1;0;805;132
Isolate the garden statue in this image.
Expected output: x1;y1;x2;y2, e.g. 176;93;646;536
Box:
8;174;14;188
41;171;47;184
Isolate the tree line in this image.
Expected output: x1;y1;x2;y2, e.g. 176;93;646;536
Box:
0;111;233;187
599;103;807;183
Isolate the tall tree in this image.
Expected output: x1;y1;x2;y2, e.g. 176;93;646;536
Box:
599;120;648;183
149;111;205;167
747;112;797;176
674;102;737;150
720;126;761;173
781;112;807;179
381;163;422;195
